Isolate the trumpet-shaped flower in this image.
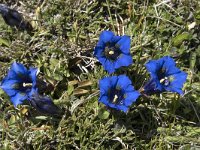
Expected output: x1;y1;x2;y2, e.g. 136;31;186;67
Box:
94;31;133;73
144;56;187;95
0;62;38;106
99;75;140;112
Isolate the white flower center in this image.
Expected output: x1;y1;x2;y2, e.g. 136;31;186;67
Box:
109;50;114;55
160;76;174;86
113;95;118;103
160;77;168;84
23;83;32;88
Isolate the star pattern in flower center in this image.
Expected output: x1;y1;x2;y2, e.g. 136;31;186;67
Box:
104;43;121;61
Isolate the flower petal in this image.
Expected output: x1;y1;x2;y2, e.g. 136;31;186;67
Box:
1;79;20;97
146;57;166;80
116;105;128;112
98;56;107;67
99;77;112;94
166;67;181;76
117;35;131;54
143;79;158;94
94;46;105;58
145;60;160;79
99;95;109;105
6;62;29;82
162;56;180;75
162;56;176;68
165;72;187;94
6;69;18;80
124;84;135;92
116;75;132;89
165;86;184;95
29;67;38;87
107;103;117;109
110;76;118;87
103;59;115;74
111;35;121;43
155;80;165;91
27;88;38;98
11;62;28;76
114;54;133;69
124;91;140;106
10;92;27;107
99;31;114;45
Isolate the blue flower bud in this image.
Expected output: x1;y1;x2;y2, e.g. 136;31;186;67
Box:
0;4;32;31
29;93;62;116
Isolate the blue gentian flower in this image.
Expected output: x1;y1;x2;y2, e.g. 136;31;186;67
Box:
94;31;133;73
99;75;140;112
0;62;38;107
144;56;187;95
29;91;61;116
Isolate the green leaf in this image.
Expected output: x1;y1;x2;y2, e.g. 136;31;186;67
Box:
175;16;183;24
194;8;200;21
50;58;60;67
98;109;110;119
172;32;191;47
190;52;196;70
67;84;74;95
0;38;10;47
